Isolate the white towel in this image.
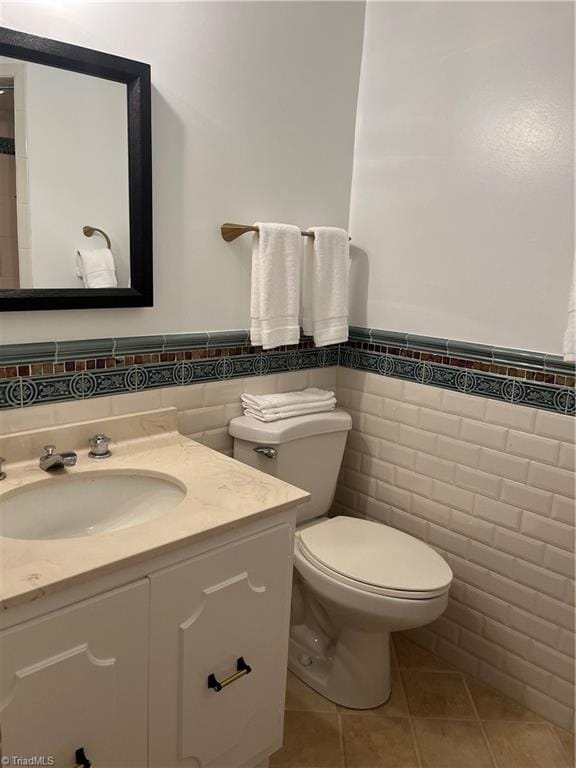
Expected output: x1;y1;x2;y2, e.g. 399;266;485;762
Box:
245;401;336;422
250;223;301;349
563;254;575;361
241;387;335;412
244;397;337;418
303;226;350;347
251;398;337;416
76;248;117;288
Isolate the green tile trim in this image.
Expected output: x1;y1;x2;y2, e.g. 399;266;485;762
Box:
447;340;494;363
0;342;57;366
492;347;547;371
543;355;576;376
349;326;371;342
56;338;115;362
362;326;573;375
115;335;165;356
0;328;573;418
207;330;250;348
408;334;449;355
164;333;209;352
370;329;408;347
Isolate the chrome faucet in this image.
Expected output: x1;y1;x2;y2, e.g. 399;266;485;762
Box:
39;445;78;472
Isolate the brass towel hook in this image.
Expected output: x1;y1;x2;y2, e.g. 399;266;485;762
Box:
83;225;111;250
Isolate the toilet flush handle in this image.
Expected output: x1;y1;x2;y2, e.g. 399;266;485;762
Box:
254;446;277;459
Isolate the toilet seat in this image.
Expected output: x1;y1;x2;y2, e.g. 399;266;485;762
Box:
296;516;452;600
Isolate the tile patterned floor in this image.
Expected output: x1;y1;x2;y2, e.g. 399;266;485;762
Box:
272;634;575;768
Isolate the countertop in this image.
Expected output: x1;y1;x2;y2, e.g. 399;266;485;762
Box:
0;409;310;611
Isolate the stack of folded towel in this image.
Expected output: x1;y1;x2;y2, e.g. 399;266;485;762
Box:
241;387;336;422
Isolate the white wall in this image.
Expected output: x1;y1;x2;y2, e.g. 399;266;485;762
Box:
0;1;365;343
349;1;574;354
25;62;130;289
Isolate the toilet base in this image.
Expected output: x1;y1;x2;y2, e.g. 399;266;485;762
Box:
288;626;391;709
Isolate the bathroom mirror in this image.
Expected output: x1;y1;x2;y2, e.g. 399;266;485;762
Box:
0;27;152;310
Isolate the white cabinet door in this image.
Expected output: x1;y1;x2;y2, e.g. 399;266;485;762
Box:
149;524;293;768
0;580;149;768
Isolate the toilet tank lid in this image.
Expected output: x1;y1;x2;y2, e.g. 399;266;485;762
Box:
229;409;352;444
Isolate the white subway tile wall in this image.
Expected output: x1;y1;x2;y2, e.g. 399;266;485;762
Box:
334;369;575;731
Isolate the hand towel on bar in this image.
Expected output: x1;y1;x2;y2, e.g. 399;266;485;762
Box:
241;387;335;412
250;222;301;349
76;248;118;288
563;253;575;361
244;401;336;422
302;226;350;347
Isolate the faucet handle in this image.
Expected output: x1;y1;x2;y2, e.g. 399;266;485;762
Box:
42;445;56;457
0;456;6;480
88;433;112;459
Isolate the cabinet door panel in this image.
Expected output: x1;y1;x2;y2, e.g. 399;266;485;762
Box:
0;581;149;767
149;524;293;768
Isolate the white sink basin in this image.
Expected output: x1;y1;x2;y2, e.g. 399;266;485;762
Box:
0;472;186;540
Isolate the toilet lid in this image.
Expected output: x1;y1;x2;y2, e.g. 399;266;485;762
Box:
298;516;452;595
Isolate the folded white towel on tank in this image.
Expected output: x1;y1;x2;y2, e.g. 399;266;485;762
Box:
241;387;337;422
241;387;335;412
244;401;336;422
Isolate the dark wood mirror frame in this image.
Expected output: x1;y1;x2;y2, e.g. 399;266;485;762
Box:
0;27;152;311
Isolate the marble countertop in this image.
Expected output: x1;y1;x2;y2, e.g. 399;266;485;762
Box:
0;409;309;610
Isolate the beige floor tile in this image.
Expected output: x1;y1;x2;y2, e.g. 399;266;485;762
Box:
466;678;542;722
552;725;575;766
285;672;337;712
413;719;494;768
270;710;342;768
341;714;419;768
394;634;453;671
484;722;569;768
402;671;476;719
338;671;409;718
391;638;399;669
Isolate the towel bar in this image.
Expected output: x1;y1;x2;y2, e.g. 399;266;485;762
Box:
83;225;111;249
221;222;351;243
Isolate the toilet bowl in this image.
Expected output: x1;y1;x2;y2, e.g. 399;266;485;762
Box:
229;410;452;709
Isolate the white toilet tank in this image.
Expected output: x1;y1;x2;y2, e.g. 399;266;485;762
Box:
229;410;352;523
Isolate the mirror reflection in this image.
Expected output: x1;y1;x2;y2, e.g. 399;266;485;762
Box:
0;57;130;289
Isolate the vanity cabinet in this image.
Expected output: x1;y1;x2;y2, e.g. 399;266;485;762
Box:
0;581;149;767
0;521;294;768
149;524;293;768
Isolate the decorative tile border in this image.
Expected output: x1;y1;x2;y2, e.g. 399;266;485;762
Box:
343;327;575;416
0;137;15;156
0;334;339;411
0;328;573;415
349;327;575;382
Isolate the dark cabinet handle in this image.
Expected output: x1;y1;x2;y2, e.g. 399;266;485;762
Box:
74;747;91;768
208;656;252;692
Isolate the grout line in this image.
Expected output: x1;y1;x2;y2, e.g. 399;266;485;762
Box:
392;649;424;768
462;674;499;768
547;722;573;765
336;710;346;768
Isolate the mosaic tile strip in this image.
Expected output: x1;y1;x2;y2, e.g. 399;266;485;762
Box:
0;342;339;412
349;327;575;379
0;327;573;414
341;344;574;416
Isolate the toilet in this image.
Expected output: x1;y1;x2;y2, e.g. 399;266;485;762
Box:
229;409;452;709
